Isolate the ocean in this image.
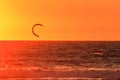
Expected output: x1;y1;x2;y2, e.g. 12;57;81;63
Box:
0;41;120;80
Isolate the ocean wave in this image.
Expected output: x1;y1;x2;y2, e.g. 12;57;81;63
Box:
0;66;120;72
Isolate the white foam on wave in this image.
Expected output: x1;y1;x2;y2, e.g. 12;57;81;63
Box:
0;77;104;80
0;66;120;72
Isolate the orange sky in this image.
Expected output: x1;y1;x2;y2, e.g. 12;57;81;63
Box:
0;0;120;40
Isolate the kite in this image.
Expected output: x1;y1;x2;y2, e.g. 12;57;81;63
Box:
32;24;43;37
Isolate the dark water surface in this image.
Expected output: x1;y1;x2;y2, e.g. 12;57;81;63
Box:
0;41;120;80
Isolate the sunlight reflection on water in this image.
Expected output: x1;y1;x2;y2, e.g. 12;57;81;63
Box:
0;41;120;79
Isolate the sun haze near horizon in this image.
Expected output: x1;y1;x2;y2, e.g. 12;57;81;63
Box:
0;0;120;41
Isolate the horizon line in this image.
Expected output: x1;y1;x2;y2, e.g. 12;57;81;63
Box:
0;40;120;41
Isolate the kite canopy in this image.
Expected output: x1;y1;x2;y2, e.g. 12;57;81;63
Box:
32;24;43;37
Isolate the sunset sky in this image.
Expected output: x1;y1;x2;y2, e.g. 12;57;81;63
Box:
0;0;120;40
